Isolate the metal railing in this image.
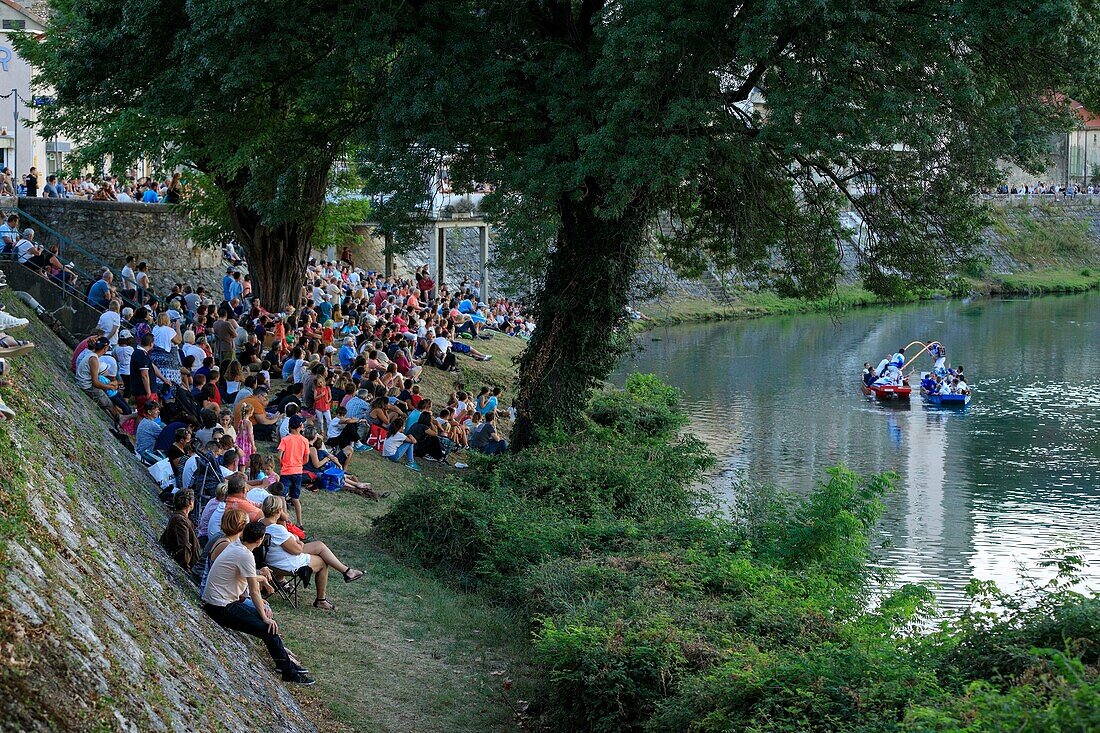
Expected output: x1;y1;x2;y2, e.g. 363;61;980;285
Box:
3;205;143;315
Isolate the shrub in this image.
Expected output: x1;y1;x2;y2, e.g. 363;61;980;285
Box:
374;376;1100;733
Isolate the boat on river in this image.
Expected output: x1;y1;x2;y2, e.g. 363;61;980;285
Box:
861;383;912;401
921;391;971;407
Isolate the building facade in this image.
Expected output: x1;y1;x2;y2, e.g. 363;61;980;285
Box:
0;0;71;182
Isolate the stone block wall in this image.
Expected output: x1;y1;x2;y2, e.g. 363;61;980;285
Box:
0;293;316;733
15;197;225;294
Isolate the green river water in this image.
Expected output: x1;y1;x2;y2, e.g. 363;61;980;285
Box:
614;292;1100;609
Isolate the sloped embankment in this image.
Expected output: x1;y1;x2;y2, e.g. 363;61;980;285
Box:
0;293;316;733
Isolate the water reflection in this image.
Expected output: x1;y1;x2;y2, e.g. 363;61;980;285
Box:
613;293;1100;609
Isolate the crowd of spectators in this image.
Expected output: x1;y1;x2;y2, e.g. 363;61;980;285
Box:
992;182;1098;197
4;166;186;203
58;248;532;685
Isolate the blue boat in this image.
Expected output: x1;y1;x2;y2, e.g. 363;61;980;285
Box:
921;390;971;407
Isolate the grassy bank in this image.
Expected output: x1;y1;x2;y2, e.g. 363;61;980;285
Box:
634;284;882;329
636;267;1100;330
987;267;1100;295
273;332;534;732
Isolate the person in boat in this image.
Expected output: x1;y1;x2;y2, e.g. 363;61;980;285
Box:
938;377;955;395
955;377;970;395
882;347;905;383
920;373;937;394
928;342;947;376
862;362;877;387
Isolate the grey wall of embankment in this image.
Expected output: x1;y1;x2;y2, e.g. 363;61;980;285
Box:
0;293;316;733
15;197;225;294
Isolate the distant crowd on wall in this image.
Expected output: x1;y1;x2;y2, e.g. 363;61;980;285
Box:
52;247;532;686
991;182;1098;197
0;166;185;204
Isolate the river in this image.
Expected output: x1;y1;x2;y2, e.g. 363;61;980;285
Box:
613;292;1100;610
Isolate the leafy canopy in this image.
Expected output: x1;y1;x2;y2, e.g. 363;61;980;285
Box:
366;0;1100;297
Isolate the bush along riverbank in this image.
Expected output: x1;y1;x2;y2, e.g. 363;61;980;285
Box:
375;374;1100;732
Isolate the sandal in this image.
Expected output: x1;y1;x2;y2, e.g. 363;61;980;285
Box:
0;336;33;357
313;598;337;611
343;568;364;583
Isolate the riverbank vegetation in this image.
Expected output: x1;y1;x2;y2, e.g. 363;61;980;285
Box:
636;267;1100;330
376;375;1100;732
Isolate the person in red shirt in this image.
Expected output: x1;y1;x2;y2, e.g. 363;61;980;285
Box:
277;415;311;528
313;374;332;436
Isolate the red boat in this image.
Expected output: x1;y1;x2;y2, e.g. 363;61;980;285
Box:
860;383;912;401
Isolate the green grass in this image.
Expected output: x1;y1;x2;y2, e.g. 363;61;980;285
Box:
275;490;538;733
267;331;536;732
991;268;1100;295
635;285;881;329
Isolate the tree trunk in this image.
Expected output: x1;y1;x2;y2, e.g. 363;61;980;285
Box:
218;165;330;309
511;186;644;451
229;209;313;309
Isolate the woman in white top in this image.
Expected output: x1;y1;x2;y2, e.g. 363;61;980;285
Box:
260;496;363;611
152;312;182;352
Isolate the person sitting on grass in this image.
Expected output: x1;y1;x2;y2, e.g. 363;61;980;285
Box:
381;417;420;471
160;488;201;581
75;336;121;421
196;483;229;549
200;518;314;685
470;410;508;455
326;404;363;451
436;407;469;450
260;496;364;612
408;410;447;462
449;336;493;362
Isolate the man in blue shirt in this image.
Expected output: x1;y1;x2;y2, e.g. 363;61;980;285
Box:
0;214;19;254
221;268;235;303
88;271;114;309
458;297;476;314
345;389;370;420
227;271;244;302
141;182;160;203
337;338;357;369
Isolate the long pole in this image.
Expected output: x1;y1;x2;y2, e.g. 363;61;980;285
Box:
12;89;18;183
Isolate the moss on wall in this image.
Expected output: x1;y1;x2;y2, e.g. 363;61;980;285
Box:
0;293;316;733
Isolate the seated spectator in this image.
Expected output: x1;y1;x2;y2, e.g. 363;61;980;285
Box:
260;496;363;611
470;410;508;455
160;489;201;581
381;417;420;471
200;519;314;684
196;483;229;548
87;270;115;310
134;394;166;461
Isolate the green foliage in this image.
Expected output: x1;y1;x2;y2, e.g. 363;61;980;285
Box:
16;0;382;304
589;373;686;439
378;376;1100;732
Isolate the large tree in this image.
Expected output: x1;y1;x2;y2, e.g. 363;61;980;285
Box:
365;0;1100;449
17;0;383;307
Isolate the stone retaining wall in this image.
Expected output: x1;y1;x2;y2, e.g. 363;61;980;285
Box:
15;197;225;293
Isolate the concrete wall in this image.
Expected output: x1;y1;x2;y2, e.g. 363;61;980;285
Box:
15;196;224;292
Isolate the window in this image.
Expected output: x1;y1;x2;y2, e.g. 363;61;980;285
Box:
2;20;26;30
